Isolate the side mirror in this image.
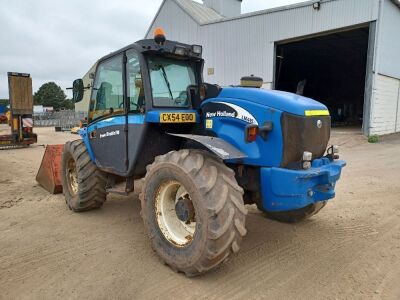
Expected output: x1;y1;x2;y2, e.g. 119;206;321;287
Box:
72;79;84;102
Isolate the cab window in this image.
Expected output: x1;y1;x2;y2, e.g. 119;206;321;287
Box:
89;54;124;121
148;56;196;107
126;50;145;113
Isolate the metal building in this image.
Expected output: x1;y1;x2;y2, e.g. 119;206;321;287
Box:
147;0;400;136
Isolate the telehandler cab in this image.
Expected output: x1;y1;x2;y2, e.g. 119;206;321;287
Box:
62;28;345;276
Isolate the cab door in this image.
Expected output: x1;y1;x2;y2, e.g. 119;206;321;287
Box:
124;49;148;175
87;53;128;175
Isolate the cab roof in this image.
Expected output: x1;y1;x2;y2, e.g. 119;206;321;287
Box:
98;39;203;64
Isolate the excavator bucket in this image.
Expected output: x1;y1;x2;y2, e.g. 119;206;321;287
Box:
36;145;64;194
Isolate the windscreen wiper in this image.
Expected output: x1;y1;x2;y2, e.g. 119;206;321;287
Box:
159;65;174;100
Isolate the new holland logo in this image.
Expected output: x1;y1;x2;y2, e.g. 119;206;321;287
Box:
203;102;258;125
99;130;120;139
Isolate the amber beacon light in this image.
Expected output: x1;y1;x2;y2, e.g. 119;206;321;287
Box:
154;27;166;45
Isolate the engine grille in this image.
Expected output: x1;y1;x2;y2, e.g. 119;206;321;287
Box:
280;113;330;169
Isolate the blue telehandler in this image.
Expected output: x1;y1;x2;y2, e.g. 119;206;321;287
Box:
62;28;345;276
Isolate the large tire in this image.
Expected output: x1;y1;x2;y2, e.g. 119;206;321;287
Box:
61;140;107;212
259;201;327;223
140;149;247;277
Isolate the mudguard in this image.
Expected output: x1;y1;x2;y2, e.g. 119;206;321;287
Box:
168;133;246;161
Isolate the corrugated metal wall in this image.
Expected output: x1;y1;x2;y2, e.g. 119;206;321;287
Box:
377;0;400;79
370;74;400;134
200;0;378;86
148;0;379;86
369;0;400;134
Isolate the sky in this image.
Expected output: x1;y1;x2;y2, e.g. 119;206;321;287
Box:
0;0;303;99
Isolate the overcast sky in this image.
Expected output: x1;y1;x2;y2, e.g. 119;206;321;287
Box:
0;0;303;99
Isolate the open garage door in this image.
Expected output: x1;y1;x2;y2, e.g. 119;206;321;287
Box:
275;26;370;129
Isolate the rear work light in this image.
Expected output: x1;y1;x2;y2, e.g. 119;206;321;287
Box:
245;124;258;143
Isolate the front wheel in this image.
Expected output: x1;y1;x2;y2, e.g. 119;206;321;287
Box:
140;150;247;277
61;140;107;212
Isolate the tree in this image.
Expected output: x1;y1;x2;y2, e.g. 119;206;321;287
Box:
33;82;72;110
63;99;75;110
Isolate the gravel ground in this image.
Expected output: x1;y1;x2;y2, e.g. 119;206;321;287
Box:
0;125;399;300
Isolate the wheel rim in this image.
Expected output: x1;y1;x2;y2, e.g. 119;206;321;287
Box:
155;180;196;247
67;158;78;196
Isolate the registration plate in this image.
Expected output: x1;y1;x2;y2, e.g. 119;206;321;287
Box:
160;113;196;123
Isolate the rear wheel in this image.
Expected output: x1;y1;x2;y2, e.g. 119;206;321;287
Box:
259;201;327;223
61;140;107;212
140;149;247;276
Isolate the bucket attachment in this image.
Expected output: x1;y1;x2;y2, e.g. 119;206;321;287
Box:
36;144;64;194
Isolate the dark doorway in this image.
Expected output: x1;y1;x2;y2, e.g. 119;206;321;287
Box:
275;27;370;127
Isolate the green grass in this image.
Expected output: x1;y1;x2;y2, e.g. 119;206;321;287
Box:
368;135;379;143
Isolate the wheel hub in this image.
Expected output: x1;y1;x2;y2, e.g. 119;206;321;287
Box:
67;158;78;195
175;196;195;223
155;181;196;247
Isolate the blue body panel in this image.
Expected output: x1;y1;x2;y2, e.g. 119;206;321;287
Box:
80;115;145;163
201;87;345;212
201;97;284;166
260;158;346;212
79;127;95;162
218;87;327;115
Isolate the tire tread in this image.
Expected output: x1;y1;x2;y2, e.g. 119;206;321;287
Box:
61;140;107;212
140;149;247;276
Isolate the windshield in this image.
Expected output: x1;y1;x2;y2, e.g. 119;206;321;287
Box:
148;56;196;107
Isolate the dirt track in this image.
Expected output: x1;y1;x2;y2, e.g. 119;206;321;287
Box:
1;125;400;299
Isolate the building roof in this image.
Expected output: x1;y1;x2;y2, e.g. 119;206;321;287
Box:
200;0;400;25
172;0;400;26
174;0;223;24
147;0;400;36
146;0;223;37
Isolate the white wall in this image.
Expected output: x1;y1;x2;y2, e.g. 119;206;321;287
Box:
377;0;400;79
369;0;400;135
370;74;400;135
199;0;378;86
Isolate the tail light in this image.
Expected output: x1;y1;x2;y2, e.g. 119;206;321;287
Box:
24;127;32;133
245;124;258;143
